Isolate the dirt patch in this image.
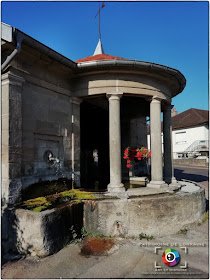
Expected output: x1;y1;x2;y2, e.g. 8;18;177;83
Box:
80;237;114;256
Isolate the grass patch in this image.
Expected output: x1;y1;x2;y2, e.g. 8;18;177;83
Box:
202;212;209;223
198;212;209;226
177;228;188;235
139;232;154;240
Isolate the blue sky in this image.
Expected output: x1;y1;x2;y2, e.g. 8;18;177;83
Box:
1;1;209;113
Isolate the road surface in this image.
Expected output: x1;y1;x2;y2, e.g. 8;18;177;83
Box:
174;165;209;198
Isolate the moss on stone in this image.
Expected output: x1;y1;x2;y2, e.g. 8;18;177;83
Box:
60;189;98;201
22;196;49;208
32;206;48;212
21;189;99;212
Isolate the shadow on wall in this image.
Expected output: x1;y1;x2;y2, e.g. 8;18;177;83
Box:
1;205;23;266
174;169;208;183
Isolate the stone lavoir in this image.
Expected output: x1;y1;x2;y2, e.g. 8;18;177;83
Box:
1;23;206;257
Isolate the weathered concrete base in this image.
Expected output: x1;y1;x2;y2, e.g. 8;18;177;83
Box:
15;202;83;257
13;181;206;257
126;186;173;197
84;183;206;237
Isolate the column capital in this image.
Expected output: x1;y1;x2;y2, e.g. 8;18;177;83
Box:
106;92;123;100
149;95;163;103
2;72;25;87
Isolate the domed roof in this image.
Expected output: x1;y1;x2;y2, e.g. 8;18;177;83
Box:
76;53;126;63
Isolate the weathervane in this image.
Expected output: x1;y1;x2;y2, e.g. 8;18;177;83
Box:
95;2;105;41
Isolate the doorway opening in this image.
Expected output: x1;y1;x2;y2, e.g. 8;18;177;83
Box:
80;96;109;191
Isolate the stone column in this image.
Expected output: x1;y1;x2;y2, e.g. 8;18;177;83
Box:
163;104;179;186
163;105;173;184
107;92;125;194
71;97;82;188
147;96;167;188
2;72;25;205
2;72;25;257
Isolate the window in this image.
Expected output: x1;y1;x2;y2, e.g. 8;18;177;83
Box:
175;131;186;144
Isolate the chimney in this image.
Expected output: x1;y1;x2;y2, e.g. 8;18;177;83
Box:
172;108;178;117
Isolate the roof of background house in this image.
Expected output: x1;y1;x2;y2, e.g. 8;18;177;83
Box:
172;108;209;130
147;108;209;134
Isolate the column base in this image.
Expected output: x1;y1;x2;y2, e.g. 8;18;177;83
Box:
106;183;128;199
169;178;182;190
147;180;168;188
107;183;125;193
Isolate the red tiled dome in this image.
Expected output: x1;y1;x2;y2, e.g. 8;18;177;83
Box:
76;54;126;63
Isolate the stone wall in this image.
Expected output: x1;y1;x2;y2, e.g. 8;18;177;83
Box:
1;43;82;200
1;44;81;257
21;80;73;188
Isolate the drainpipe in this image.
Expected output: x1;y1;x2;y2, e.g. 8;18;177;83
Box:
71;99;75;189
1;32;23;71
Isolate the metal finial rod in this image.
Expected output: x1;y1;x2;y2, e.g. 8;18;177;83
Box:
95;2;105;41
99;2;101;40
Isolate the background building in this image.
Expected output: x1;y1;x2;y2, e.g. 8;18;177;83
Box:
171;108;209;159
147;108;209;159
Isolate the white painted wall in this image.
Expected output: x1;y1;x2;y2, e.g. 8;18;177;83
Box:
147;124;209;159
172;125;208;158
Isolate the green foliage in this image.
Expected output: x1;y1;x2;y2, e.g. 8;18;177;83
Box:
177;228;188;235
198;212;209;226
139;232;154;240
86;232;106;238
69;226;89;244
81;227;88;238
202;212;209;223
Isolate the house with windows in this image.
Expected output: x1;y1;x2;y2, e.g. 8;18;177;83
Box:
171;108;209;159
148;108;209;159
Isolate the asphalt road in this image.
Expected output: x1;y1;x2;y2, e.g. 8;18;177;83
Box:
174;165;209;198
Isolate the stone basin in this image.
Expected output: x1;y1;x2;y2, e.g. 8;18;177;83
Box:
15;181;206;257
84;182;206;238
15;202;83;257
